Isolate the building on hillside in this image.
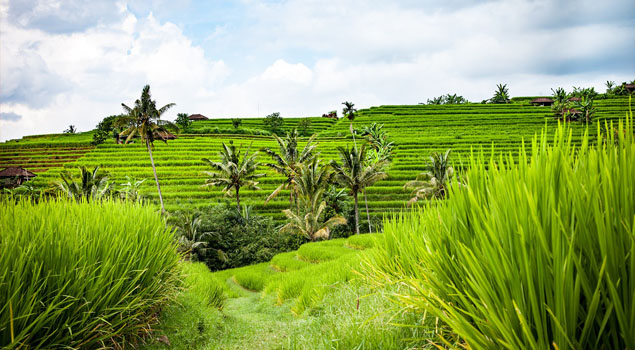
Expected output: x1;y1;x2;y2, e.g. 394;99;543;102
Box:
188;114;208;121
0;167;37;188
625;84;635;94
530;97;554;106
155;131;177;140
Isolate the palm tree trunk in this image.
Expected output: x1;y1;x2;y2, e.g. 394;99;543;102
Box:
350;122;357;150
146;140;165;214
353;191;360;235
236;186;241;212
364;188;371;233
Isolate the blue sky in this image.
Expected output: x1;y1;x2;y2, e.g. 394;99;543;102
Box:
1;0;634;141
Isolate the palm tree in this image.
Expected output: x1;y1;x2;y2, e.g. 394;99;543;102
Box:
331;144;387;234
57;166;111;202
342;101;358;144
281;159;345;241
261;129;318;207
117;176;146;202
202;142;264;211
168;211;210;261
64;125;77;134
404;149;454;204
551;87;572;120
490;84;510;104
574;96;596;123
116;85;177;214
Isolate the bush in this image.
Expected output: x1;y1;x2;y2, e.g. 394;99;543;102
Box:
366;117;635;349
0;198;180;349
195;204;306;271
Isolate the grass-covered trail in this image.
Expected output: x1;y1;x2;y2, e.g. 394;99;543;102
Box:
210;280;308;350
142;235;433;350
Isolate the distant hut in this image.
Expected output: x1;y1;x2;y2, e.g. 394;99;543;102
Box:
188;114;208;121
0;167;37;187
155;131;177;140
568;97;581;102
625;84;635;94
530;97;554;107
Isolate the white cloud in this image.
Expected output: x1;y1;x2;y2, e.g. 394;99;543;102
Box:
1;0;634;141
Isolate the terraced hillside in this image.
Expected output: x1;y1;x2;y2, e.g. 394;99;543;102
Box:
2;97;631;226
188;116;337;135
0;132;94;174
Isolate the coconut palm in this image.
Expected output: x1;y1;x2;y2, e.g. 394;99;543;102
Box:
57;166;111;202
404;149;454;204
331;144;387;234
202;142;264;211
281;159;345;241
261;129;318;207
116;85;177;214
342;101;358;143
490;84;510;104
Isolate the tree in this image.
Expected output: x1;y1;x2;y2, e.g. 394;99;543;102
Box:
298;118;311;136
424;93;468;105
57;166;111;202
92;114;122;145
232;118;242;129
201;142;264;211
606;80;616;94
281;159;346;241
117;176;146;202
404;149;454;204
64;125;77;134
261;129;318;207
168;211;210;261
330;144;387;234
551;87;571;120
263;112;284;135
574;96;596;123
342;101;357;141
116;84;178;214
175;113;191;130
490;84;510;104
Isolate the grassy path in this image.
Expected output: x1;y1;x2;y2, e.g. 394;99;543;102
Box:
211;291;304;350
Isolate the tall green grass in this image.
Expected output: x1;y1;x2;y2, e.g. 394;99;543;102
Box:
0;199;180;349
366;116;634;349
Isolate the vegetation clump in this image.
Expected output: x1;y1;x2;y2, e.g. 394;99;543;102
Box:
367;116;635;349
0;199;180;349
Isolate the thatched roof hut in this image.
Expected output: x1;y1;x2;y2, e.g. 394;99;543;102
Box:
530;97;554;106
625;84;635;93
188;114;208;121
568;97;581;102
0;167;37;186
156;131;177;140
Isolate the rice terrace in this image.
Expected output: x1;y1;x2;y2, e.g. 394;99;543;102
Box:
1;1;635;349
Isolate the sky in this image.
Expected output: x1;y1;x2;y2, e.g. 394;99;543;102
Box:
0;0;634;141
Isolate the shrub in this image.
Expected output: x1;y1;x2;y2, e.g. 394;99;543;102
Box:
366;117;634;349
195;204;305;271
0;198;180;349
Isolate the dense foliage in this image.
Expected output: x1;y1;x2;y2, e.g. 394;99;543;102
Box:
191;204;305;271
0;199;180;349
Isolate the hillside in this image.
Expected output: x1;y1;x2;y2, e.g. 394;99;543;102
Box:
0;97;630;226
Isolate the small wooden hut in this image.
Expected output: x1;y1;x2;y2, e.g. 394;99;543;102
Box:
624;84;635;94
530;97;554;106
0;167;37;187
188;114;209;121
